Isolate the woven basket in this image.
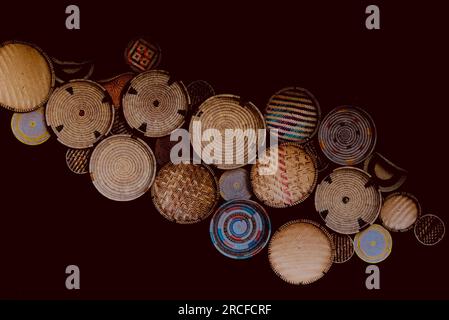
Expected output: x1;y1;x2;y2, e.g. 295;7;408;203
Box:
66;148;93;175
331;233;354;264
219;168;252;201
265;87;321;144
154;135;182;166
189;94;266;170
210;199;270;259
151;163;219;224
304;138;329;173
250;143;317;208
268;219;334;285
363;152;407;193
380;192;421;232
51;57;94;84
318;106;376;165
89;135;156;201
315;167;382;234
354;224;392;263
414;214;445;246
122;70;189;137
46;80;114;149
187;80;215;112
99;73;134;108
10;107;51;146
0;41;54;112
124;38;161;73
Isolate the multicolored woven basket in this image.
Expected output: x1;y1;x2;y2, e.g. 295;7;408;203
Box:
219;168;252;201
124;38;161;72
354;224;392;263
10;107;50;146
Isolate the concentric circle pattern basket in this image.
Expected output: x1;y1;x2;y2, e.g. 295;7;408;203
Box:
250;143;317;208
0;41;54;112
268;219;334;285
331;233;354;264
380;192;421;232
219;168;252;201
66;148;93;175
46;80;114;149
151;163;219;224
354;224;392;263
89;135;156;201
315;167;382;234
318;106;376;165
414;214;445;246
189;94;266;170
11;107;51;146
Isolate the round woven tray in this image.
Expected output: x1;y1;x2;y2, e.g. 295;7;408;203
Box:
414;214;445;246
51;57;94;84
315;167;382;234
11;107;51;146
189;94;266;170
124;38;161;72
151;163;219;224
0;41;54;112
318;106;376;165
89;135;156;201
46;80;114;149
363;152;407;193
265;87;320;144
331;233;354;264
268;219;334;285
354;224;392;263
187;80;215;112
66;148;93;175
250;143;317;208
380;192;421;232
219;168;252;201
122;70;189;137
210;199;271;259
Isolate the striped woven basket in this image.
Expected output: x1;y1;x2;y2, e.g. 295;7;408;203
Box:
414;214;445;246
380;192;421;232
331;233;354;264
66;148;93;175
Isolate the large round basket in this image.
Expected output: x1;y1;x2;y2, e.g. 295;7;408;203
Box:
265;87;320;144
380;192;421;232
219;168;252;201
122;70;189;137
189;94;266;170
151;163;219;224
331;233;354;264
414;214;445;246
0;41;54;112
46;80;114;149
318;106;376;165
250;143;317;208
354;224;392;263
11;107;51;146
124;38;161;72
210;199;271;259
66;148;93;175
315;167;382;234
89;135;156;201
268;219;334;285
363;152;407;193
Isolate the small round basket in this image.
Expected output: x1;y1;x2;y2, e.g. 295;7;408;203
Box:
354;224;392;263
414;214;445;246
380;192;421;232
11;107;51;146
124;38;161;72
331;233;354;264
219;168;252;201
66;148;93;175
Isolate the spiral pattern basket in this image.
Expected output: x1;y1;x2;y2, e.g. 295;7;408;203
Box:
354;224;392;263
122;70;189;137
331;233;354;264
189;94;266;170
219;168;252;201
414;214;445;246
363;152;407;193
250;143;317;208
11;107;51;146
187;80;215;112
318;106;376;165
0;41;54;112
268;219;334;285
46;80;114;149
89;135;156;201
66;148;93;175
265;87;320;144
315;167;382;234
151;163;219;224
124;38;161;72
210;199;271;259
52;57;94;84
380;192;421;232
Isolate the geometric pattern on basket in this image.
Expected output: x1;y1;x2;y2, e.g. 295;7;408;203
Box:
380;192;421;232
268;219;334;285
151;163;219;224
11;107;51;146
251;143;317;208
331;233;354;264
219;168;252;201
124;38;161;72
210;199;271;259
414;214;445;246
354;224;392;263
315;167;382;234
318;106;376;165
66;148;93;175
265;87;320;144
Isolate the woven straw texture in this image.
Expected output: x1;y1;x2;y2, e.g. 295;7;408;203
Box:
268;219;334;285
354;224;392;263
122;70;189;137
189;94;266;170
251;143;317;208
11;107;50;146
187;80;215;112
363;152;407;193
210;199;271;259
89;135;156;201
124;38;161;72
315;167;382;234
151;163;219;224
52;57;94;84
414;214;445;246
219;168;252;201
66;148;93;175
380;192;421;232
304;139;329;173
331;233;354;264
265;87;320;144
46;80;114;149
0;41;54;112
318;106;376;165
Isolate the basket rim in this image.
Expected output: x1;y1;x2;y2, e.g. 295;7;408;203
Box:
380;191;422;232
331;233;354;264
218;168;252;201
414;214;446;246
353;223;392;263
363;152;407;192
10;106;51;146
65;147;92;175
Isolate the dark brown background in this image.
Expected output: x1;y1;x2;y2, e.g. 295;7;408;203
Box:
0;0;447;299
